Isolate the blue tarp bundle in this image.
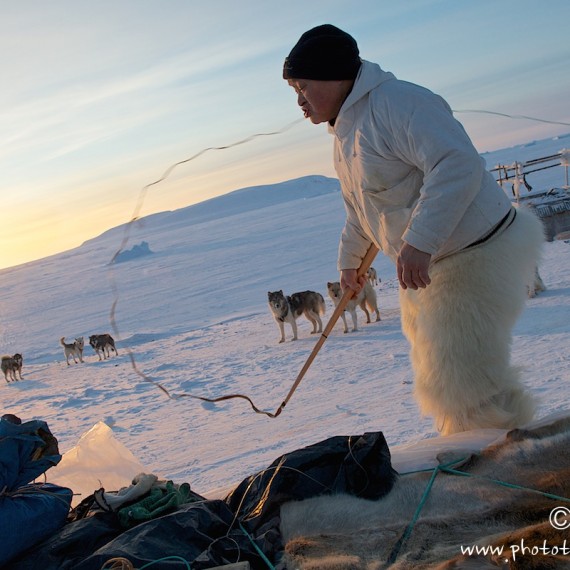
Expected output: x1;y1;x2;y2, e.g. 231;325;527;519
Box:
0;416;72;566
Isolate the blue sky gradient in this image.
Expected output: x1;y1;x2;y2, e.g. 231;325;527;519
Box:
1;0;569;268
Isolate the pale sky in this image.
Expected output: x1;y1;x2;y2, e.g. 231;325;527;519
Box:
2;0;569;270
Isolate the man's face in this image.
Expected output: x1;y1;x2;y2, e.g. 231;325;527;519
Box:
287;78;351;124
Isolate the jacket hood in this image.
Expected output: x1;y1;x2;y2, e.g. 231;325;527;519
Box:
331;61;396;136
346;60;396;106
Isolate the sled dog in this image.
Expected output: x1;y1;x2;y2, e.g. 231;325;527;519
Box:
1;353;23;382
367;266;380;286
327;281;381;333
60;337;84;365
89;333;118;360
267;290;326;343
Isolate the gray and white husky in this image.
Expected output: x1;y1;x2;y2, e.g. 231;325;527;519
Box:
60;336;84;365
267;290;326;343
327;281;381;333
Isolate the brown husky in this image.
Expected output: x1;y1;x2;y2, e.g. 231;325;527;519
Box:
60;337;84;365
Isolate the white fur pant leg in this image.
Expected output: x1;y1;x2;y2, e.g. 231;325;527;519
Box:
400;208;544;435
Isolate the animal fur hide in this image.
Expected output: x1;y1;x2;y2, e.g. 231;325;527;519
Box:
279;416;570;569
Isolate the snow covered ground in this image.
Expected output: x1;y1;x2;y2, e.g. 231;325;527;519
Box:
1;133;569;501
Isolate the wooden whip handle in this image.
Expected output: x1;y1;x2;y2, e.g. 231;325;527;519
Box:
275;242;380;416
322;243;380;337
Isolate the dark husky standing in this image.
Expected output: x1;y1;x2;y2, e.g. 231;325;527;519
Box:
267;290;326;343
89;333;118;360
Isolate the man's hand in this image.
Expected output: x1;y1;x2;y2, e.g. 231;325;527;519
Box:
397;243;432;290
340;268;367;295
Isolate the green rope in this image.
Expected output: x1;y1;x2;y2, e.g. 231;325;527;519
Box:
386;457;570;566
439;465;570;504
139;556;191;569
239;522;276;570
386;458;463;565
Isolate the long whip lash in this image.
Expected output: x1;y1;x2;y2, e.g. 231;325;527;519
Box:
107;108;564;417
105;117;335;418
109;117;304;265
452;109;570;127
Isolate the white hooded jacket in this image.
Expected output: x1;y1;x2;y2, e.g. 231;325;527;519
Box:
330;60;512;269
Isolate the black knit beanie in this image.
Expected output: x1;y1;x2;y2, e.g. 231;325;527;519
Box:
283;24;361;81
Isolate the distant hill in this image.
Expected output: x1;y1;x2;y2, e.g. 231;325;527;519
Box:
84;175;340;245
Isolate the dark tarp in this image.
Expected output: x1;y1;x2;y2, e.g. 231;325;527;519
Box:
8;497;267;570
225;431;398;558
9;430;397;569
